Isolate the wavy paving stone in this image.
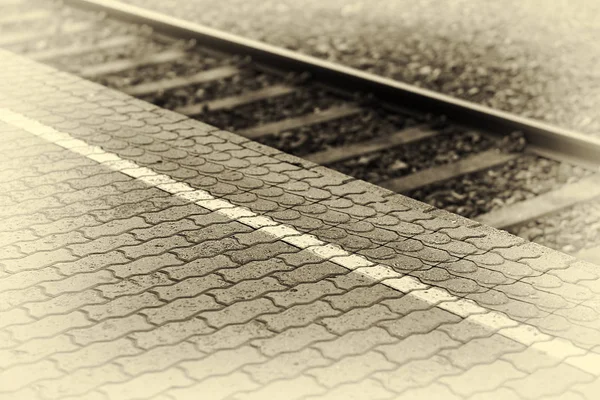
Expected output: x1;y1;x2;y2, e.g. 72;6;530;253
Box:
0;49;598;399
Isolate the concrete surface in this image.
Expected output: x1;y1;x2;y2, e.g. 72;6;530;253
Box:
1;50;600;399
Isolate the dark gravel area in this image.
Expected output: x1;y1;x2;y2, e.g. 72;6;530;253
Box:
331;128;494;183
50;38;163;71
407;155;592;219
96;48;225;88
257;108;419;156
142;69;280;110
118;0;600;138
513;200;600;254
200;88;347;131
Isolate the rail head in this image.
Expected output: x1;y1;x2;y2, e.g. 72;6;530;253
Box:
64;0;600;168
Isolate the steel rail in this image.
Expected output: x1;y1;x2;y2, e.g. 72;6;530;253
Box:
65;0;600;168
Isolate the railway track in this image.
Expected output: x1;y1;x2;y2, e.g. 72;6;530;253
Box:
3;0;600;263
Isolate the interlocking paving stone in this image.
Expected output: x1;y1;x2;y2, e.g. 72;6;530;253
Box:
267;280;343;307
438;333;526;369
243;347;331;385
210;276;287;301
128;318;214;349
438;317;502;343
99;367;194;400
373;355;464;394
162;254;237;280
0;49;599;399
251;323;336;357
155;274;229;301
376;330;460;364
394;382;464;400
8;311;94;342
312;326;396;360
307;351;395;388
321;304;398;336
233;375;328;400
0;335;78;370
0;360;64;394
69;314;154;346
25;290;107;318
41;270;118;296
0;286;49;312
53;337;142;372
441;359;527;397
259;300;340;332
505;363;595;399
501;344;565;373
379;307;462;338
168;371;260;400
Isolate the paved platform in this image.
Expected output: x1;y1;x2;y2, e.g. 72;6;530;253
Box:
1;49;600;400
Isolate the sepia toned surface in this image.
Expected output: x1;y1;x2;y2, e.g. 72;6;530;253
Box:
2;0;600;262
1;50;600;399
119;0;600;137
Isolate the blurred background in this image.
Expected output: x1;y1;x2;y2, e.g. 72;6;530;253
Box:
122;0;600;136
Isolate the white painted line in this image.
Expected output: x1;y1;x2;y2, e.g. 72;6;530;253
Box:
497;324;552;346
238;215;279;229
122;166;157;178
437;298;487;317
196;199;237;210
308;243;351;260
138;174;177;186
355;264;400;281
383;276;429;293
156;182;195;193
468;311;520;331
281;234;324;248
219;207;256;220
260;225;302;238
411;288;456;305
0;107;595;376
104;160;140;171
89;152;121;163
329;254;374;269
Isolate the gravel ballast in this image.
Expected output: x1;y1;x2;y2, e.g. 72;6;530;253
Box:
144;70;280;110
200;89;345;131
513;200;600;254
258;109;418;156
119;0;600;137
7;0;598;259
407;155;592;219
332;129;494;183
95;47;224;88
